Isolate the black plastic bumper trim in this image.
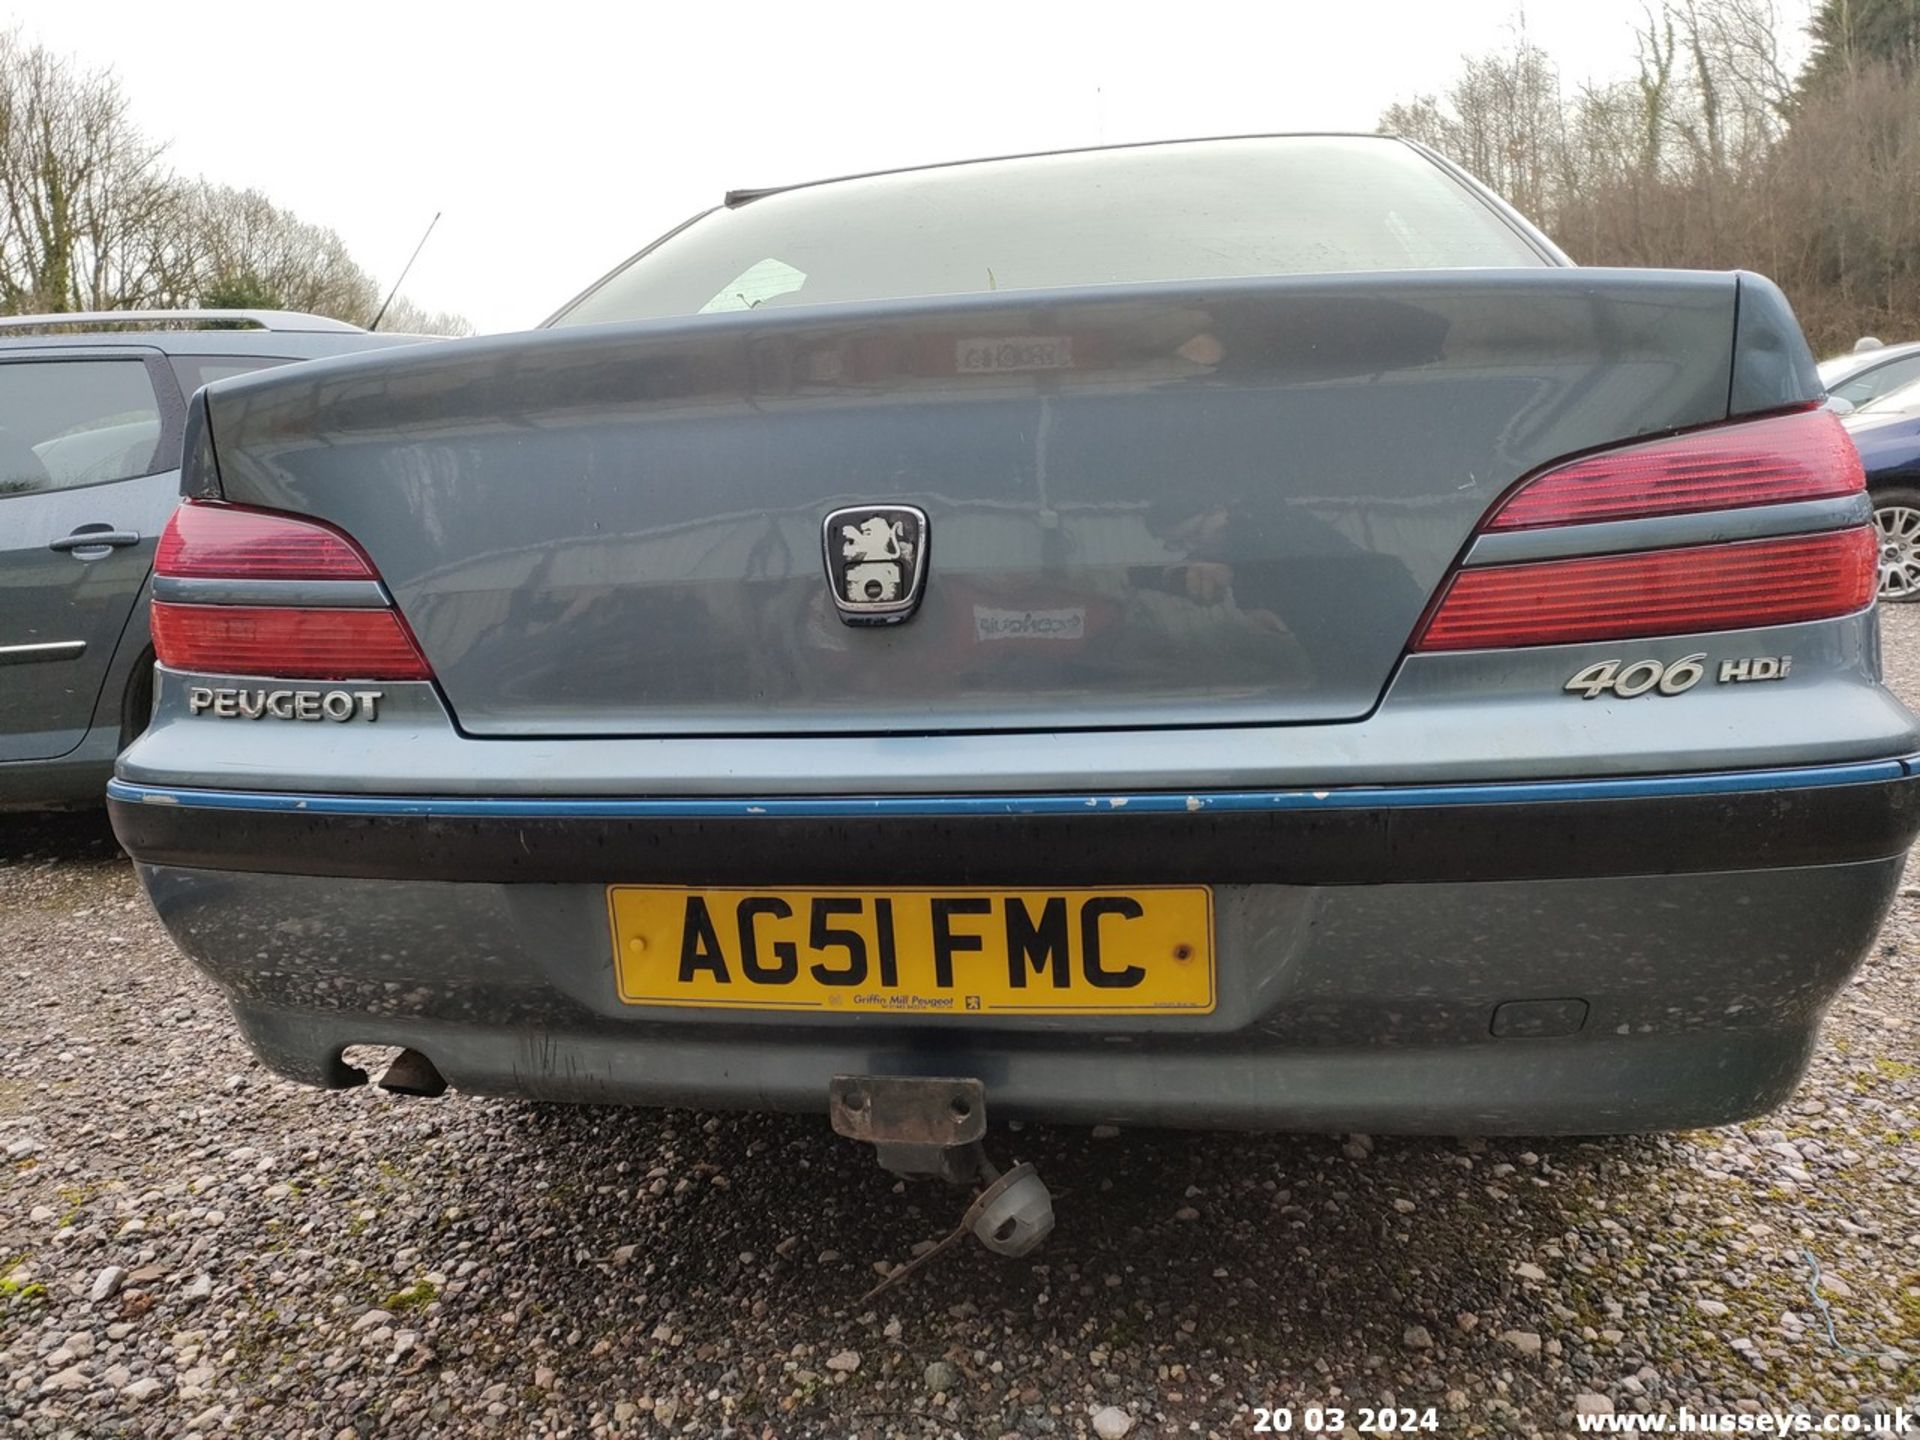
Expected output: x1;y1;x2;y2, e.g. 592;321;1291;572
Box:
108;771;1920;886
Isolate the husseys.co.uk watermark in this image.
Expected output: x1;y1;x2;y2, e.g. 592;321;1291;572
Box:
1240;1408;1916;1434
1574;1409;1916;1433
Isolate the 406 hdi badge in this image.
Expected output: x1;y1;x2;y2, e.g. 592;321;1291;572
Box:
1565;654;1791;700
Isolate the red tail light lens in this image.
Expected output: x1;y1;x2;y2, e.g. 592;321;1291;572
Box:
152;603;432;680
153;500;432;681
157;501;376;580
1414;527;1877;651
1487;408;1864;530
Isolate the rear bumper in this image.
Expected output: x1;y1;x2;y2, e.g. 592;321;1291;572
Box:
218;986;1829;1135
103;758;1920;884
111;761;1920;1133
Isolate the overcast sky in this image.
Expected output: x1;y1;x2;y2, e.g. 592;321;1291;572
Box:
6;0;1813;334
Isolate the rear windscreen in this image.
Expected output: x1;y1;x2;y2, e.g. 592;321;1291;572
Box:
553;137;1548;327
0;358;164;495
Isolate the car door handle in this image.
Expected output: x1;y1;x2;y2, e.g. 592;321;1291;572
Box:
49;528;141;554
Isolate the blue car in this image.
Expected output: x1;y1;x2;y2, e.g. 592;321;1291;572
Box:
1845;378;1920;602
104;137;1920;1183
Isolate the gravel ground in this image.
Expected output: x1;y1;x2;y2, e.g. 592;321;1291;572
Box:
5;624;1920;1439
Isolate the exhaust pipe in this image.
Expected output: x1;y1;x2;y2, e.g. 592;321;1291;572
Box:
377;1048;447;1097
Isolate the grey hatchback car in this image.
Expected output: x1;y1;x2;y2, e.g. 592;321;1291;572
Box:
109;137;1920;1145
0;311;427;808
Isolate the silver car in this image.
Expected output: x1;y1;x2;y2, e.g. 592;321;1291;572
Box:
108;138;1920;1171
1818;339;1920;412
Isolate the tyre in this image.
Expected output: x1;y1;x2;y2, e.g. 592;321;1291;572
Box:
119;649;156;750
1871;486;1920;603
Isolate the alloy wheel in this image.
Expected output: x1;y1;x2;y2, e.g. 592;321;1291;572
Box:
1874;504;1920;601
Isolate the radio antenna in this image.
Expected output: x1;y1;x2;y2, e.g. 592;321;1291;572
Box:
369;212;441;332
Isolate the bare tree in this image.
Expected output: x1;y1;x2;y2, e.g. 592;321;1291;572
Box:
0;31;473;334
0;29;174;311
1381;0;1920;352
1770;62;1920;343
1633;8;1680;176
170;183;381;319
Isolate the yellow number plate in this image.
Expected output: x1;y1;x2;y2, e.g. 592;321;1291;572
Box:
606;886;1214;1016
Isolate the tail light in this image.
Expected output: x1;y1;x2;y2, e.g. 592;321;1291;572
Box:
156;500;377;579
151;604;432;680
153;501;432;681
1417;529;1877;651
1414;408;1872;652
1487;407;1863;530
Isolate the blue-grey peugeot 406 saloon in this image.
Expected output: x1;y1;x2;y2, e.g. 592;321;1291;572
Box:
108;136;1920;1162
